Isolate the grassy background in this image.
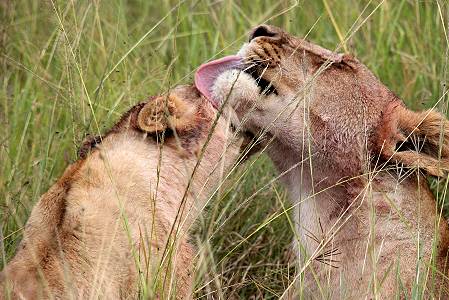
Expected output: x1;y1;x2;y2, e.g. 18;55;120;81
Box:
1;0;448;298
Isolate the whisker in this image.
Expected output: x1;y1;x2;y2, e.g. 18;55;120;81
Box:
321;248;341;256
305;233;320;244
315;259;339;269
303;226;321;244
318;218;324;235
316;257;341;263
257;64;269;82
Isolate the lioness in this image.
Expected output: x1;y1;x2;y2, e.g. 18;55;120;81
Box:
0;85;242;299
195;25;449;298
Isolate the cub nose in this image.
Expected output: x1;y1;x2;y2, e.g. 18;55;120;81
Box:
249;25;280;41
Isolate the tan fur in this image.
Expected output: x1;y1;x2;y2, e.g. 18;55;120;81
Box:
213;25;449;298
138;94;197;133
0;85;242;299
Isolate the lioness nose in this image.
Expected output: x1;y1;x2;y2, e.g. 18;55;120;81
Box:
249;25;280;41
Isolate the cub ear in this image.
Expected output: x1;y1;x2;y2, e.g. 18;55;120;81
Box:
387;106;449;177
137;94;196;133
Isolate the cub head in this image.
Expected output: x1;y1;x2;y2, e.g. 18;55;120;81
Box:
196;25;449;181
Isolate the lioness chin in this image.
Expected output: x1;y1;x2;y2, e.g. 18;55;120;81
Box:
0;85;242;299
195;25;449;298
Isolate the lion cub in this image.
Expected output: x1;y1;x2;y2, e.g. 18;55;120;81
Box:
0;85;242;299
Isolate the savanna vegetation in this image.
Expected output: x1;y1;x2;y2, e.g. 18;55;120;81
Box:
1;0;448;298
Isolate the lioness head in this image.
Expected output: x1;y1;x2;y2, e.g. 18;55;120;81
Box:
78;85;242;162
196;25;449;184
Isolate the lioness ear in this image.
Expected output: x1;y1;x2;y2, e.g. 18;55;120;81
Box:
388;106;449;177
137;94;196;133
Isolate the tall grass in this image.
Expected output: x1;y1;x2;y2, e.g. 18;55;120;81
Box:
1;0;448;298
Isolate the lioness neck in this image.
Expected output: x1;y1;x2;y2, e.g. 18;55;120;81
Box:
94;130;231;229
269;145;449;297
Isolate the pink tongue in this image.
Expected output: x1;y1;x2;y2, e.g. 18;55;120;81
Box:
195;55;242;108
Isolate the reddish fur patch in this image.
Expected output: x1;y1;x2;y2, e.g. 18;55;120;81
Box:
371;100;404;157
